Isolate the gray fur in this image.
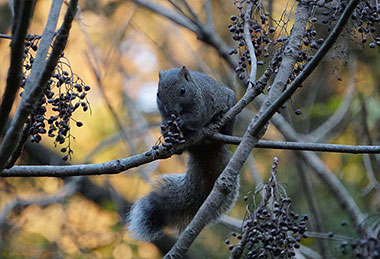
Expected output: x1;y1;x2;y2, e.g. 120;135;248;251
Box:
156;66;236;133
127;67;239;241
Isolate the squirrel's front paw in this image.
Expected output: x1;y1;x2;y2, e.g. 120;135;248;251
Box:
176;117;185;130
156;115;186;153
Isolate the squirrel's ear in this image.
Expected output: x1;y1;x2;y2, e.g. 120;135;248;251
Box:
158;70;163;79
179;66;191;81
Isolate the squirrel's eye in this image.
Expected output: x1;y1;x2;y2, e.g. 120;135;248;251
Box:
156;92;160;98
180;88;186;95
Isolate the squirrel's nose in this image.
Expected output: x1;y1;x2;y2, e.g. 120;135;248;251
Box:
166;105;182;117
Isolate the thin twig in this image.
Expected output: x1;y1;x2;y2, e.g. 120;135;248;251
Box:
308;63;356;142
84;52;137;155
294;155;330;258
0;34;12;39
0;178;80;228
131;0;237;69
181;0;201;22
362;154;380;205
211;133;380;154
2;131;379;177
204;0;214;28
168;0;193;22
243;1;257;83
131;0;197;32
0;135;192;177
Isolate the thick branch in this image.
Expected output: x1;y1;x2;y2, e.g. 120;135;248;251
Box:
164;1;313;257
0;150;160;177
247;0;360;136
0;0;64;169
0;1;34;136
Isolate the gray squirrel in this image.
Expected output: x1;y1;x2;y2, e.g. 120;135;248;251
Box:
127;66;239;241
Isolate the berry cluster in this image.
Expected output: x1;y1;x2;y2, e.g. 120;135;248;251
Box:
350;236;380;258
305;1;380;50
21;34;91;161
351;1;380;48
332;220;380;258
228;158;308;258
228;0;278;81
228;0;308;116
148;114;186;156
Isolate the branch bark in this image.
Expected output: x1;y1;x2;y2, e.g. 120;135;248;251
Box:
0;0;67;169
0;1;35;137
211;133;380;154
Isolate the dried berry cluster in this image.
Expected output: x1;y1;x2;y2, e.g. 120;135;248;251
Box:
228;0;309;116
304;0;380;51
333;220;380;258
351;1;380;48
309;1;350;32
228;0;278;81
228;0;380;94
236;199;308;258
228;158;308;259
148;114;186;156
21;35;91;161
349;236;380;258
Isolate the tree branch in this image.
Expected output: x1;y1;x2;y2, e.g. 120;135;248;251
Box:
2;132;379;177
247;0;360;137
0;1;34;137
294;155;330;258
131;0;197;32
211;133;380;154
131;0;238;69
0;0;65;169
84;52;137;155
243;1;257;82
0;177;80;228
256;94;367;235
18;142;196;259
307;67;356;142
164;1;313;257
0;34;12;40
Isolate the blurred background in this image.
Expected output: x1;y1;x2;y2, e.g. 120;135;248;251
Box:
0;0;380;258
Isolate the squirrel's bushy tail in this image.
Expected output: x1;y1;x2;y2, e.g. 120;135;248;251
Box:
127;174;191;241
127;143;239;241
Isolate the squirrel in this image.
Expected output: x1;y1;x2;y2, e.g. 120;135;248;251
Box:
127;66;239;241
